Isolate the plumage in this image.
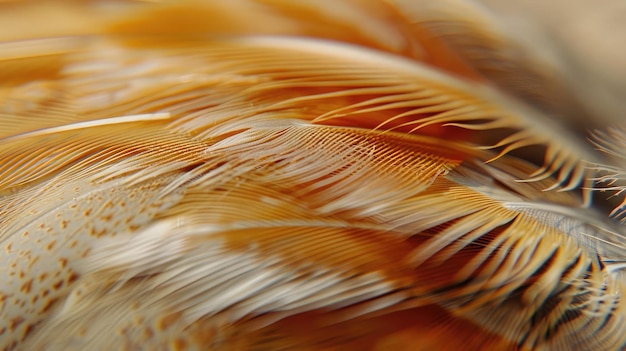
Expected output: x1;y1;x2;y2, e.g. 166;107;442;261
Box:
0;1;625;350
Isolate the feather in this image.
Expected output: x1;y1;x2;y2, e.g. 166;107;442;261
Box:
0;0;625;350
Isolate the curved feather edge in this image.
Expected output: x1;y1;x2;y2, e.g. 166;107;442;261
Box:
589;127;626;221
0;0;605;196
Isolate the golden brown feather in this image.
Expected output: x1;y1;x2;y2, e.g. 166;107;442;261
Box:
0;1;625;350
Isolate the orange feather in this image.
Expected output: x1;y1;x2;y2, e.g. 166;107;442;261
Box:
0;1;624;350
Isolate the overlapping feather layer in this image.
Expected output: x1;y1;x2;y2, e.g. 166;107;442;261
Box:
0;1;624;350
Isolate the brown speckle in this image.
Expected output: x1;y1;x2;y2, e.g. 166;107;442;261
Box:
45;240;56;251
9;317;24;332
38;273;48;282
60;220;69;229
67;272;79;284
52;280;64;291
20;279;32;294
22;323;34;339
59;258;68;269
84;208;92;216
41;297;58;313
89;227;106;237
